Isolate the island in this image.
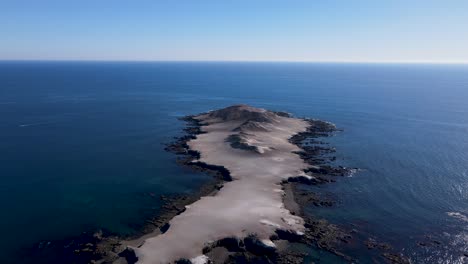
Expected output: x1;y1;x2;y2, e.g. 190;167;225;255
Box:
50;105;409;264
128;104;348;263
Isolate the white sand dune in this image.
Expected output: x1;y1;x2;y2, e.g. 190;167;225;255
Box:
135;105;311;263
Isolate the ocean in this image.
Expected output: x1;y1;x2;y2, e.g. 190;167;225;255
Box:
0;61;467;263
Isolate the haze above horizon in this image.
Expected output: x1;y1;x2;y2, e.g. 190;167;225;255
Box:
2;0;468;63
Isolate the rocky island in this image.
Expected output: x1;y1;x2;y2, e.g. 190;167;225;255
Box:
35;105;409;264
135;104;327;263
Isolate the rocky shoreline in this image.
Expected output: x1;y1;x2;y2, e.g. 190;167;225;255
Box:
131;111;409;263
22;108;410;264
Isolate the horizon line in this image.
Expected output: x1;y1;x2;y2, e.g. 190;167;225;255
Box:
1;59;468;65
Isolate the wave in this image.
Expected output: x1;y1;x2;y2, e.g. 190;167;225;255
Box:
18;121;58;128
447;211;468;222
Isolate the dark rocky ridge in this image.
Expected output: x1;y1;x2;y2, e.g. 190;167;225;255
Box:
206;104;279;123
225;133;259;153
232;120;272;133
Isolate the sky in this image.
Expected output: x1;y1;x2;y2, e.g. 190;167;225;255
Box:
1;0;468;63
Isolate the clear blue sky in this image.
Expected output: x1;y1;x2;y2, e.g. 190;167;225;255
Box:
1;0;467;63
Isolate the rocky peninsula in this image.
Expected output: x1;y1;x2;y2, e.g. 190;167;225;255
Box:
112;104;406;264
27;105;409;264
136;105;322;263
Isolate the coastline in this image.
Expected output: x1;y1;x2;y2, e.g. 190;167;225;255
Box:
22;105;410;264
129;105;408;263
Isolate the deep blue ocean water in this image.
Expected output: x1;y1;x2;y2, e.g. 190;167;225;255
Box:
0;62;467;263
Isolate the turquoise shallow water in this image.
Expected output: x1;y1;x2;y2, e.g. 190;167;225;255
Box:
0;62;467;263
